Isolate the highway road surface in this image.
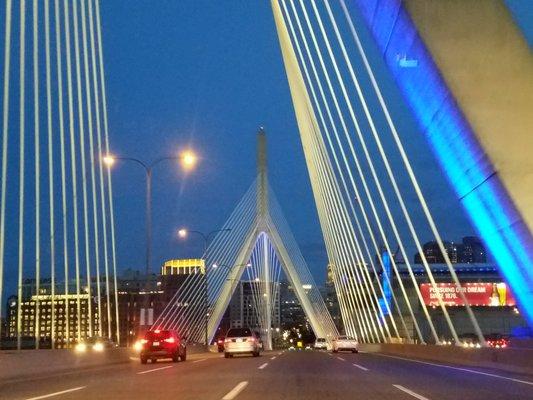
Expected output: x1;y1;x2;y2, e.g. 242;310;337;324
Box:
1;350;532;399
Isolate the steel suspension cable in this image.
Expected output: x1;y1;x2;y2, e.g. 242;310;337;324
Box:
338;0;485;345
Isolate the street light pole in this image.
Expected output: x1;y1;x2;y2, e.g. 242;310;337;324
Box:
104;151;198;331
146;168;152;279
104;153;197;281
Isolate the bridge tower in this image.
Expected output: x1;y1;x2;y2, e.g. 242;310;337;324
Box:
257;128;273;351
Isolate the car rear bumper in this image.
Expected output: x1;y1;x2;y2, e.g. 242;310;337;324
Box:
225;343;256;353
141;348;180;358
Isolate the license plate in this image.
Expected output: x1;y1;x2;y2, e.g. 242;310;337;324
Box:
236;338;243;342
153;341;160;346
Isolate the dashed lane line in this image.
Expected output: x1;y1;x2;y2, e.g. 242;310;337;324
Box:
352;363;369;371
258;362;269;370
136;365;174;375
270;356;277;360
24;386;86;400
337;357;346;361
393;384;430;400
193;358;207;363
222;381;249;400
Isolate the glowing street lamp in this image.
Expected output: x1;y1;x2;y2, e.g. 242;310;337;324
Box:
180;150;198;170
103;151;199;278
103;155;116;167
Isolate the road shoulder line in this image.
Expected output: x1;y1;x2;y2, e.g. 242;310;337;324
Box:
373;353;533;386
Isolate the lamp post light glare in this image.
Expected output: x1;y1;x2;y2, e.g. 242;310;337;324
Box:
102;149;199;338
103;155;115;167
180;150;198;170
178;228;187;238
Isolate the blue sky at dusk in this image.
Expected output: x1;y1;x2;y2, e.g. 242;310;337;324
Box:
100;1;532;283
0;1;531;302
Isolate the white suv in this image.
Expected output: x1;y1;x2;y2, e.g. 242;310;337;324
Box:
332;336;359;353
314;337;328;350
224;328;262;358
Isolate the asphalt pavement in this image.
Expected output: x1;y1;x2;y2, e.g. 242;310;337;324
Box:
1;349;532;400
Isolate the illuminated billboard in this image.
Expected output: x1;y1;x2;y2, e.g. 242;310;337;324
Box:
420;283;516;307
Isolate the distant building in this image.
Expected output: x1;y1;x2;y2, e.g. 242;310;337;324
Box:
228;281;280;330
414;237;487;264
323;264;343;333
115;259;205;346
389;263;527;341
279;281;308;330
5;292;98;348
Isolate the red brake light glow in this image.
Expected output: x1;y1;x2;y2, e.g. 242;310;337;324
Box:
164;337;175;344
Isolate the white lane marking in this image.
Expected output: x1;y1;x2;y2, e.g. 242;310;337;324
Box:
278;352;283;355
193;358;207;363
337;357;346;361
352;363;369;371
270;356;277;360
375;353;533;386
25;386;86;400
222;381;249;400
137;365;174;374
129;356;138;361
393;385;430;400
258;362;269;370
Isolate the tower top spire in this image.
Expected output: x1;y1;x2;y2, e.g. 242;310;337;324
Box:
257;127;268;222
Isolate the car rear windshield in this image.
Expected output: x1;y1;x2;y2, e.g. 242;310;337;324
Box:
226;328;252;337
145;330;172;340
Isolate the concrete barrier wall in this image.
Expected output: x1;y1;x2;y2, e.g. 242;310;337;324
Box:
0;345;208;383
0;348;134;383
360;343;533;375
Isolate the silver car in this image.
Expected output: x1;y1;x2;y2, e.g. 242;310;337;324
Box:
314;337;328;350
332;335;359;353
224;328;262;358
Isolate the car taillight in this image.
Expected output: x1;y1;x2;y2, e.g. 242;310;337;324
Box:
164;337;175;344
225;338;231;343
248;338;255;343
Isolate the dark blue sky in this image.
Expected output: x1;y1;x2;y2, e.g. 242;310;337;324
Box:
100;1;531;284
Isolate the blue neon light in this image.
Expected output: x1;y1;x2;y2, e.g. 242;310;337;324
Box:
350;0;533;326
378;251;392;316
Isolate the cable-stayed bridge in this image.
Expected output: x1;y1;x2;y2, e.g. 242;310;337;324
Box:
0;1;532;399
153;130;338;349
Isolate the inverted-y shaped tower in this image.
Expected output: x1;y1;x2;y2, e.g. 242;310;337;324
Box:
205;129;338;349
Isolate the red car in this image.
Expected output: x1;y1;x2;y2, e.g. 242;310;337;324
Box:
139;329;187;364
216;337;225;353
